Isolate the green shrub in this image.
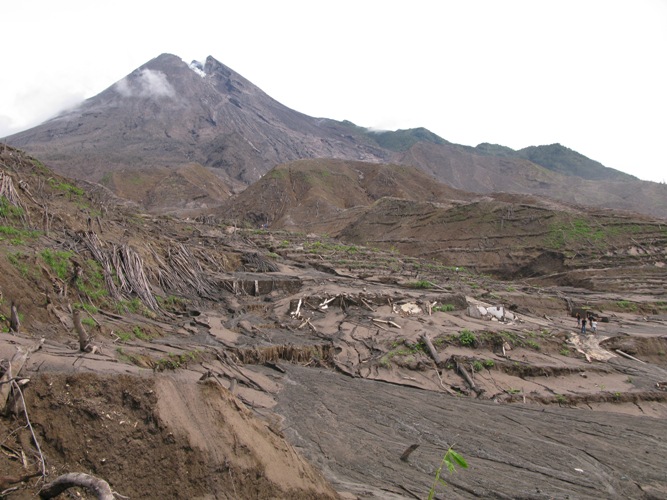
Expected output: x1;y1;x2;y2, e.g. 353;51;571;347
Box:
458;330;476;347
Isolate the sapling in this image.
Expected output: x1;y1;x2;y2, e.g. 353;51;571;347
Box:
427;445;468;499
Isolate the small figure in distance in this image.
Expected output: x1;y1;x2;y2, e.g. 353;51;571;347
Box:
576;312;581;327
591;318;598;334
581;316;587;334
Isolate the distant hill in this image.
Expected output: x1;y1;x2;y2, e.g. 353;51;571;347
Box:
221;158;667;285
219;158;470;233
475;143;636;181
515;143;636;181
4;53;665;219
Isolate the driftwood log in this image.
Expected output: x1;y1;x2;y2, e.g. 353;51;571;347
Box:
39;472;114;499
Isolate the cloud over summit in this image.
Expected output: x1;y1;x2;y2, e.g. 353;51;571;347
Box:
115;69;176;99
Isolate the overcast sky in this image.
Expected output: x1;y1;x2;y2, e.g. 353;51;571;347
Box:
1;0;666;182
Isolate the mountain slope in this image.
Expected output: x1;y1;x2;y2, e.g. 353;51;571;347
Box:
4;53;388;187
4;53;665;219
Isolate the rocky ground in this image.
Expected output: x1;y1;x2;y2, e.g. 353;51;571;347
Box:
0;146;665;498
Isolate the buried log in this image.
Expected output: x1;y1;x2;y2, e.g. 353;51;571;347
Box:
450;356;484;397
615;349;646;364
400;443;420;462
420;332;443;368
39;472;115;499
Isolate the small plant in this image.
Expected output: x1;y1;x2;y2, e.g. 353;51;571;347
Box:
525;339;540;351
559;348;570;356
116;331;133;342
432;304;455;312
409;280;433;289
458;330;476;347
555;394;567;404
506;388;521;395
482;359;494;368
132;326;150;341
427;446;468;500
471;361;484;372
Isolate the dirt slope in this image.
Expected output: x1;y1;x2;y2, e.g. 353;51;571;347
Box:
0;146;665;499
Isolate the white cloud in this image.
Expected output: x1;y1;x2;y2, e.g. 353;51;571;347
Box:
114;69;176;99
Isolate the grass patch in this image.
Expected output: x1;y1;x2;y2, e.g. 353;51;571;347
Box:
40;249;74;280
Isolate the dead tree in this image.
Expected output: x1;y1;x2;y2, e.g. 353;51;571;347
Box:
73;309;89;351
9;302;20;334
39;472;115;499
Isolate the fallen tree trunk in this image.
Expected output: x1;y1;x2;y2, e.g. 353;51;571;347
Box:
39;472;115;499
452;357;484;397
420;333;443;367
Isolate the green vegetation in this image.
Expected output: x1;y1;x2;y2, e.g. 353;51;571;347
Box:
409;280;433;289
0;196;24;218
305;240;359;254
40;249;74;280
115;298;144;315
524;339;540;351
157;295;189;312
7;252;31;278
49;178;84;196
75;260;108;301
155;351;199;371
0;224;40;243
482;359;495;368
427;446;468;500
458;330;476;347
379;338;427;367
81;316;96;327
116;326;152;343
432;304;455;312
471;360;484;372
615;300;637;311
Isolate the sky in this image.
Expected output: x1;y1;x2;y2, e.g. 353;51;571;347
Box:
1;1;666;183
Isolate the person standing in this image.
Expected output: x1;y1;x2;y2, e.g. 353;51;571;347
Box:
591;319;598;334
581;316;587;334
576;312;581;327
